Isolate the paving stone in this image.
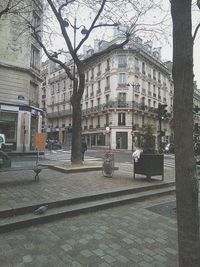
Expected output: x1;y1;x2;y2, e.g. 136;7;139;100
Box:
61;243;72;252
80;249;93;257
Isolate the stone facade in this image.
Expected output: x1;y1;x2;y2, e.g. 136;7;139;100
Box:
0;0;43;151
41;37;174;151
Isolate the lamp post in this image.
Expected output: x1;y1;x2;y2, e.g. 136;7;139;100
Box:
63;17;88;153
63;17;88;83
127;83;140;151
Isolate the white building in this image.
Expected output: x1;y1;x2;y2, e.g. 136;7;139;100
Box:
42;36;174;150
0;0;43;151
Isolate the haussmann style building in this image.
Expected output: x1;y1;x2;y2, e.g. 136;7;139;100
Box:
0;0;43;151
41;32;174;151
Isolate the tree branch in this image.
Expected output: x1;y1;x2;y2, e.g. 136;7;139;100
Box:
0;0;11;18
193;22;200;42
32;29;74;80
47;0;80;67
75;0;107;52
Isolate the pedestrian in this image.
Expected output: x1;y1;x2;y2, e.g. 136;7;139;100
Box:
81;138;87;161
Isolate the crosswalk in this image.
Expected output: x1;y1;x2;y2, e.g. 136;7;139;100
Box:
43;150;175;169
43;150;102;162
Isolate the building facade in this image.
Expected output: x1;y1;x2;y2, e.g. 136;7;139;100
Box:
41;36;174;151
0;0;43;151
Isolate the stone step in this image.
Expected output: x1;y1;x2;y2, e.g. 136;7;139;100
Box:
0;182;174;218
0;184;175;233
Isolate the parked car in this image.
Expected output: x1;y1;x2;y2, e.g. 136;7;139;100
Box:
46;139;62;150
164;143;175;154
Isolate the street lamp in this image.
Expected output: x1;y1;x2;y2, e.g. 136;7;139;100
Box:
127;82;140;151
63;17;88;148
64;17;88;89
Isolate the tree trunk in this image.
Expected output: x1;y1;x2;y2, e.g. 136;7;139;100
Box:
71;73;85;164
171;1;200;266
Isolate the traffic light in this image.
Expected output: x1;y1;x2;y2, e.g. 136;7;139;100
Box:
157;104;168;120
193;105;200;114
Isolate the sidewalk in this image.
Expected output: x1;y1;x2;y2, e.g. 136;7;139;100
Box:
0;162;178;267
0;162;175;211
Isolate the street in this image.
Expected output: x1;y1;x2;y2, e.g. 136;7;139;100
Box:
11;149;175;171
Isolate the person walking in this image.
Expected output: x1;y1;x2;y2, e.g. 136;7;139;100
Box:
81;139;87;161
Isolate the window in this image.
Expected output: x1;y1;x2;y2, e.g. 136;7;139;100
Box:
118;113;126;126
30;45;40;71
97;64;101;75
91;68;94;79
57;82;60;92
106;95;109;104
118;73;126;85
98;80;101;90
106;114;109;125
51;84;54;95
32;11;41;29
63;80;66;91
97;98;101;106
135;58;139;71
86;71;89;81
106;76;110;87
118;55;127;67
158;72;161;82
106;58;110;70
118;92;126;102
153;69;156;80
142;62;145;74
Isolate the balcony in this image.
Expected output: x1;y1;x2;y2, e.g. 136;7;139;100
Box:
104;86;110;92
96;125;100;129
81;101;159;116
89;125;93;129
118;63;127;68
117;83;128;89
96;89;101;96
46;109;72;118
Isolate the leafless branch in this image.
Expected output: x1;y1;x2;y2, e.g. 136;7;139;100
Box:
193;22;200;41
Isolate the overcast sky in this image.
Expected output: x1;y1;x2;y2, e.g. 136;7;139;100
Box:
45;0;200;88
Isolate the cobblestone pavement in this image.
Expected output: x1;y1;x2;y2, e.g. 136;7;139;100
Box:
0;164;175;211
0;194;178;267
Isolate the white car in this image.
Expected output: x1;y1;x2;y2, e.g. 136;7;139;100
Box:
0;134;5;149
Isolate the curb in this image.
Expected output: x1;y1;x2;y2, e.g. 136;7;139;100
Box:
48;165;119;173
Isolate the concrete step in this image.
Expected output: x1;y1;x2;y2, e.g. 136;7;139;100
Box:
0;183;175;233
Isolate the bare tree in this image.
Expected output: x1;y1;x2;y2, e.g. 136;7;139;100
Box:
30;0;168;164
1;0;167;163
0;0;31;18
171;0;200;266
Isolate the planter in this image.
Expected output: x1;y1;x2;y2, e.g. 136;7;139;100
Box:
133;154;164;181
